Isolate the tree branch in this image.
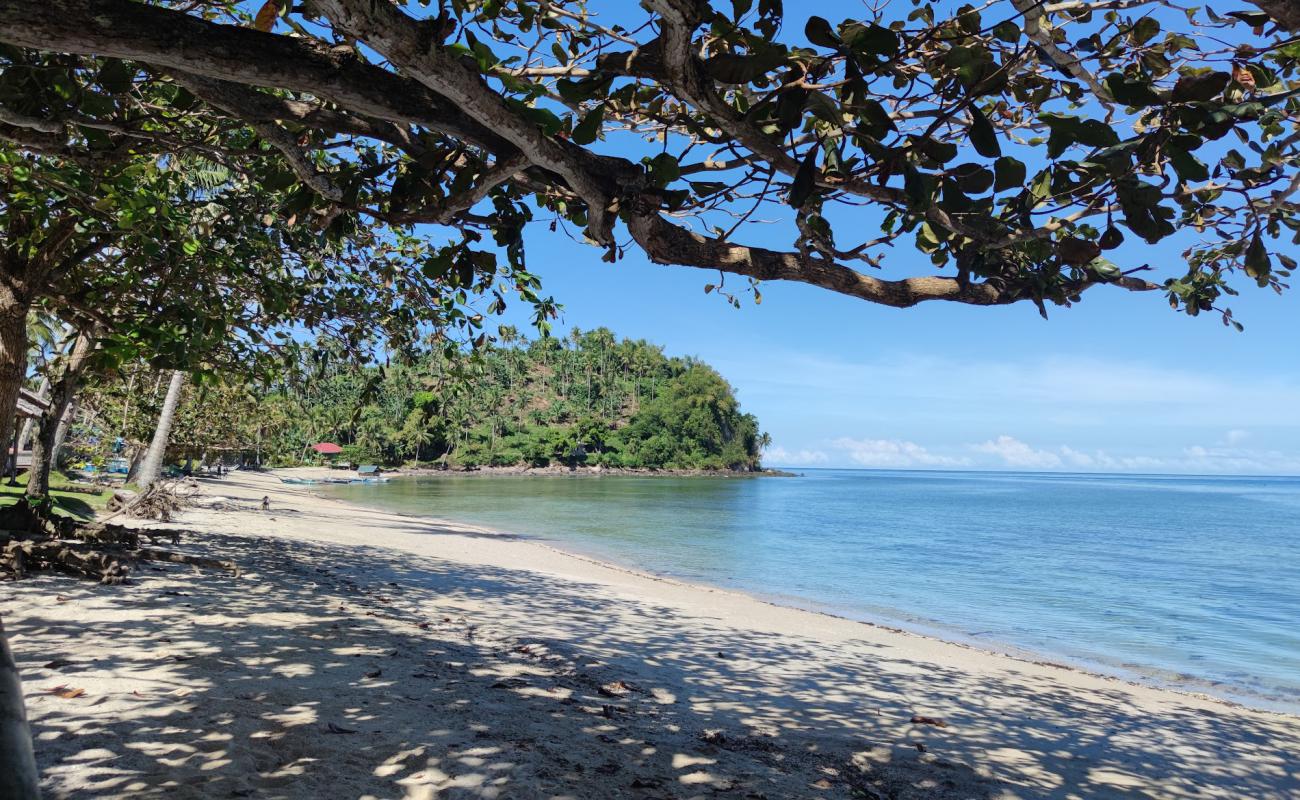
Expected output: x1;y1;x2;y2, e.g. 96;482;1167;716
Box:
312;0;624;244
0;0;513;154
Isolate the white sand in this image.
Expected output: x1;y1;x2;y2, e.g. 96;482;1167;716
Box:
4;470;1298;799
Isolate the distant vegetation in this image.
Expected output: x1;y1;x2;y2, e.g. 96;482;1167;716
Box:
72;328;769;472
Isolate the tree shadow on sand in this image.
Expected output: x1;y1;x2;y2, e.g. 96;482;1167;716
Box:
6;530;1297;799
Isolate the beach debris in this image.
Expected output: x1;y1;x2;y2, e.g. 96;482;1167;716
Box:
700;729;727;745
715;651;730;659
598;680;637;698
910;715;948;728
363;668;383;679
491;677;530;689
42;659;76;670
811;778;834;789
914;742;927;753
630;777;662;789
47;685;86;699
325;722;357;734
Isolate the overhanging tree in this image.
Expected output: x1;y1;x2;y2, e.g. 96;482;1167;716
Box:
0;0;1295;325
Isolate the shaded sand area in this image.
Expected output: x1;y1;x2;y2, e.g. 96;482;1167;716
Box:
4;471;1298;799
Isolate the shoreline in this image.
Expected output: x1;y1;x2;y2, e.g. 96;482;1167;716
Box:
310;472;1299;718
7;468;1298;798
280;463;798;479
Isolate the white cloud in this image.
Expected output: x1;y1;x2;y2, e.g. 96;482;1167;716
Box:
970;435;1062;469
1174;445;1300;475
1059;446;1167;472
763;445;829;466
1223;429;1251;446
831;437;970;468
768;434;1300;475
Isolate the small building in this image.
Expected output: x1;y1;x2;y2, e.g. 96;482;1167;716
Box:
311;442;343;457
6;387;53;476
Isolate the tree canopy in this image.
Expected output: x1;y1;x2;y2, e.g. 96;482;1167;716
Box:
1;0;1297;326
68;327;767;472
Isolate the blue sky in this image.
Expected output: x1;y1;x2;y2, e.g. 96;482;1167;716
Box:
484;227;1300;475
449;1;1300;474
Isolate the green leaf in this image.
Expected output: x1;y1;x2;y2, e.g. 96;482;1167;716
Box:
804;16;840;49
775;88;809;133
1172;71;1230;103
1130;16;1160;45
1089;258;1123;280
1028;169;1052;203
993;156;1026;192
952;163;994;195
913;136;958;164
645;153;681;188
992;20;1020;42
789;147;818;208
1166;146;1208;183
842;23;898;58
903;165;932;205
969;106;1000;158
855;99;896;138
571;106;604;145
704;46;787;84
1105;73;1160;106
1244;232;1270;283
97;59;135;94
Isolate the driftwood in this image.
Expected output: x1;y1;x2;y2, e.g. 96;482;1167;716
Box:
105;479;197;522
2;538;130;583
1;535;238;583
2;480;236;583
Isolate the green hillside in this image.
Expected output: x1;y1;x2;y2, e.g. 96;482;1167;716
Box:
249;328;768;471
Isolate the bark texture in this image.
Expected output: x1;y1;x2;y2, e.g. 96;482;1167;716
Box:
26;329;95;499
135;370;185;489
0;614;41;800
0;292;30;482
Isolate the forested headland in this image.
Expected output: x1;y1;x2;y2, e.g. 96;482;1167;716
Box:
67;327;769;473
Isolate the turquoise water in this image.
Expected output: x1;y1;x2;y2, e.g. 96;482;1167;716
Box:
321;469;1300;711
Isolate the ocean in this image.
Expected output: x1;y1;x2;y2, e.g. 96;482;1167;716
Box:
320;468;1300;712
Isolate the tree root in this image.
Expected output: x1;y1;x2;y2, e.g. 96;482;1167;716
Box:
2;484;236;584
2;532;237;584
0;498;77;538
132;547;239;577
2;539;130;584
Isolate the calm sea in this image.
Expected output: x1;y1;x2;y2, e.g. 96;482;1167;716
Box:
320;469;1300;712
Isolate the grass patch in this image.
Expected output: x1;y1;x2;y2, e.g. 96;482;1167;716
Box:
0;470;111;522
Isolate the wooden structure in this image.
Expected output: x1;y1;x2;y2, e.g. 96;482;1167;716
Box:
7;388;52;477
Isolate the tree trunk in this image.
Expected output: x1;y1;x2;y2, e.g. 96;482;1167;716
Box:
0;613;41;800
26;329;95;500
0;296;38;799
47;398;75;470
136;370;185;489
0;298;29;486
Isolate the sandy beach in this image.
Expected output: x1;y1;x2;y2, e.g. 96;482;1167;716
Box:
4;470;1298;799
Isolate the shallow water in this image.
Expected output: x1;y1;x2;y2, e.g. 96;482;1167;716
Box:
321;469;1300;711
